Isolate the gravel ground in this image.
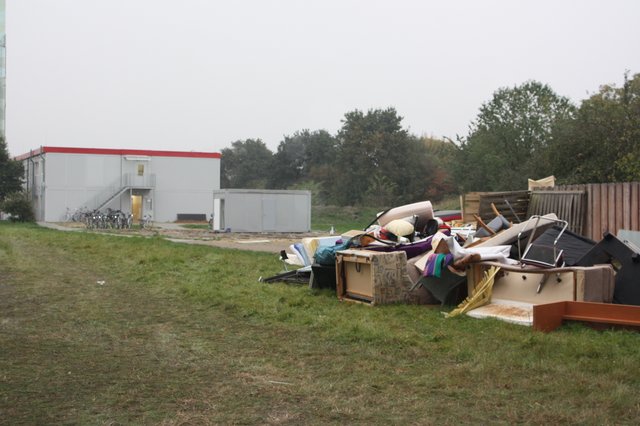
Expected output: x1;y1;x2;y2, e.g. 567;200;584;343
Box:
39;222;326;253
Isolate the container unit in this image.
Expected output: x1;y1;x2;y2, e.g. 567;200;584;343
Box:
17;146;220;222
212;189;311;233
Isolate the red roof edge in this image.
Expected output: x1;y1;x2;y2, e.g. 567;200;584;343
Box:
14;147;44;161
15;146;221;160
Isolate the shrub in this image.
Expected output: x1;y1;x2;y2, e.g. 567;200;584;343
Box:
2;192;35;222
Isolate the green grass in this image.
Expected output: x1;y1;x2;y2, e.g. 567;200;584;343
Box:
311;199;462;234
311;205;381;233
1;222;640;424
432;195;462;211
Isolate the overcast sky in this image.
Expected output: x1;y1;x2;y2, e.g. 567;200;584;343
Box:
6;0;640;157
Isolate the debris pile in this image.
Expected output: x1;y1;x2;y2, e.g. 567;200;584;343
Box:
262;193;640;332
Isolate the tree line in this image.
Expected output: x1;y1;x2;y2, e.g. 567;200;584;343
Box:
1;72;638;216
221;72;640;205
221;110;457;207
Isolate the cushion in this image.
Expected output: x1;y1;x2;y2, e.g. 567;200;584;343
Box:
384;219;414;237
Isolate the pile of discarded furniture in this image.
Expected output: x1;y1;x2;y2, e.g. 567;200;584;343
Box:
263;198;640;333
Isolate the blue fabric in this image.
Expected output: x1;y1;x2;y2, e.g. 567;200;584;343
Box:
315;239;352;266
293;242;311;266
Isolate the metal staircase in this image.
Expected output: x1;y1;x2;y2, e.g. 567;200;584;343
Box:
88;173;156;210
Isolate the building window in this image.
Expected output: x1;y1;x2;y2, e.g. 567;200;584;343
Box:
137;164;144;176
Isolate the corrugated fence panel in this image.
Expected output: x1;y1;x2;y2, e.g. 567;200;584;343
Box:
553;182;640;240
527;191;587;235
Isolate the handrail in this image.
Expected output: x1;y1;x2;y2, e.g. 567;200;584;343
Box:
87;173;156;210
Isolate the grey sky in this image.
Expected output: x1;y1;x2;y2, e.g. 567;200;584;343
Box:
6;0;640;157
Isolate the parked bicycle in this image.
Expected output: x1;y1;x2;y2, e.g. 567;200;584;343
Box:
68;206;91;223
78;208;134;230
104;208;133;229
140;214;153;229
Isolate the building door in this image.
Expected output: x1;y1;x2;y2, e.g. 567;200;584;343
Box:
131;195;142;221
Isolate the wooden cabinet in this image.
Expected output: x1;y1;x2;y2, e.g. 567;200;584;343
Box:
335;249;417;305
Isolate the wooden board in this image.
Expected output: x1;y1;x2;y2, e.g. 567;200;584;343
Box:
533;301;640;332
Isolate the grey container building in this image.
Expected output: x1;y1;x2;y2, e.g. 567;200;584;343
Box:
212;189;311;233
17;146;220;222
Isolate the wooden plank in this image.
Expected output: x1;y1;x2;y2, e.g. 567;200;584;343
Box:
527;193;539;217
615;183;623;235
593;184;602;241
572;193;580;235
584;189;589;234
463;192;481;224
476;191;530;223
623;182;631;231
576;192;586;236
532;190;587;195
575;193;583;233
532;301;566;332
534;301;640;332
562;194;570;231
559;194;568;223
632;183;639;231
608;183;616;235
473;214;496;235
599;184;608;238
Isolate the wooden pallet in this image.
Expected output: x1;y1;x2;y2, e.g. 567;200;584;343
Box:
463;191;530;224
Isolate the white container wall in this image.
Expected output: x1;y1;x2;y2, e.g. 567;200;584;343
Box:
18;147;220;222
213;189;311;233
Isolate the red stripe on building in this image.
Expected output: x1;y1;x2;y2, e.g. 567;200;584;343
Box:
16;146;221;160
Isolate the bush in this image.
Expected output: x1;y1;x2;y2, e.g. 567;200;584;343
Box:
2;192;35;222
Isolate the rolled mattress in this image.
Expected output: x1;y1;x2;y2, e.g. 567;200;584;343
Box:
377;201;434;231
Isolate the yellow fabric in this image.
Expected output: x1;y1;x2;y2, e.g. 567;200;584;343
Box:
445;266;501;318
384;219;414;237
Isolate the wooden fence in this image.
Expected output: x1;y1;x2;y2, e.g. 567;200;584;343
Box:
462;182;640;241
551;183;640;241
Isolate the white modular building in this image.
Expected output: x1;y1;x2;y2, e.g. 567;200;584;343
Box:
17;146;221;222
212;189;311;233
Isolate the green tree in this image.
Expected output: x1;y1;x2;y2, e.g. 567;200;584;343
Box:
331;108;433;206
546;72;640;183
269;129;336;190
421;137;459;199
0;137;24;201
220;139;274;188
456;81;575;192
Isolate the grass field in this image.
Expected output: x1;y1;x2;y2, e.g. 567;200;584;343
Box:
311;198;461;234
1;223;639;424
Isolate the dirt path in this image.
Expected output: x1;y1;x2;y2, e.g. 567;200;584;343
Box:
39;222;327;253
